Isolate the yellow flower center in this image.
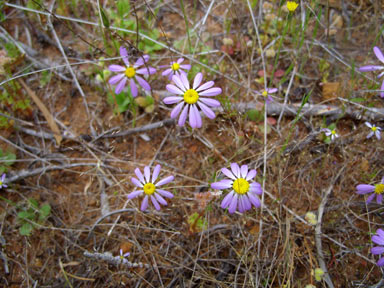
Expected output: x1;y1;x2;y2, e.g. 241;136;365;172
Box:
372;126;377;132
375;184;384;195
0;181;2;186
232;178;250;195
125;67;136;78
171;63;180;71
143;183;156;195
262;90;268;97
331;130;336;135
287;1;299;12
183;89;199;104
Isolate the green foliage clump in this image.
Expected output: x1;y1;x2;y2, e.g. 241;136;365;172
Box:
17;199;51;236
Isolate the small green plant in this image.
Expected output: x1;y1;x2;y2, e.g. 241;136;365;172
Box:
17;198;51;236
107;90;137;114
0;148;16;174
187;212;208;233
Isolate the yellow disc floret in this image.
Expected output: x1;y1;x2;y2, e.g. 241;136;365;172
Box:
262;90;268;98
125;67;136;78
375;184;384;195
331;130;336;135
286;1;299;12
143;183;156;195
372;126;377;132
183;89;199;104
171;62;180;71
232;178;250;195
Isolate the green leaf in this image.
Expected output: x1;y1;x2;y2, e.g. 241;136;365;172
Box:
100;7;110;28
350;97;365;103
117;0;130;18
28;198;39;209
17;210;35;220
39;204;51;219
19;223;33;236
246;109;264;122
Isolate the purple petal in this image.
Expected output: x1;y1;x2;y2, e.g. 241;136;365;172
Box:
377;194;383;204
230;163;240;178
164;96;183;105
198;102;216;119
166;84;185;95
198;87;222;97
193;73;203;90
154;193;167;206
109;65;126;72
238;196;244;213
144;166;150;182
1;174;5;182
116;77;128;94
249;183;263;195
367;131;374;139
180;73;190;90
178;105;189;126
135;168;145;184
196;81;214;92
248;192;261;208
157;189;174;198
382;177;384;184
376;131;381;140
240;165;248;178
377;257;384;266
170;102;185;119
373;235;384;245
211;179;233;190
221;191;234;208
172;74;186;91
380;79;384;98
120;46;130;66
140;195;148;211
131;177;144;187
199;98;221;107
136;67;156;75
189;105;197;128
127;190;143;199
193;105;202;128
134;55;149;67
246;169;257;181
365;122;373;128
266;88;278;93
177;58;184;64
356;184;375;193
377;229;384;238
228;194;238;214
366;193;375;204
371;246;384;255
359;65;384;72
151;195;161;210
243;195;252;210
374;47;384;63
162;68;172;76
156;175;174;186
130;79;138;97
109;73;125;85
152;165;161;183
180;64;191;70
222;168;236;180
135;75;151;91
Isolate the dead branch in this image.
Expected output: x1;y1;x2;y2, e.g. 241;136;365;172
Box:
83;251;150;269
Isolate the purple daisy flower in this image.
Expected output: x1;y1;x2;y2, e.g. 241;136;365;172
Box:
211;163;262;214
359;46;384;98
0;174;7;189
365;122;381;140
255;88;278;104
108;47;156;97
128;165;174;211
163;73;222;128
161;58;191;80
371;229;384;266
356;177;384;204
118;249;130;264
322;128;339;141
